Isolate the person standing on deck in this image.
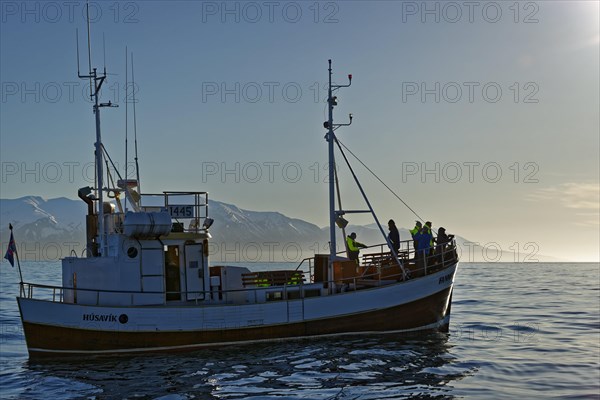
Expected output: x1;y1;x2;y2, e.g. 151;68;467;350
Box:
346;232;367;263
388;219;400;254
410;221;422;252
414;227;433;257
414;226;433;270
435;227;454;263
425;221;435;250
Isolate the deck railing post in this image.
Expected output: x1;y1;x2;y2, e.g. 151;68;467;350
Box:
442;244;445;267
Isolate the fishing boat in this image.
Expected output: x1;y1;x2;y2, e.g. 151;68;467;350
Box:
16;56;459;357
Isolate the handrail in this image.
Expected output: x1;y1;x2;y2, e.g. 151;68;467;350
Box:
294;257;314;271
20;241;458;306
138;191;210;234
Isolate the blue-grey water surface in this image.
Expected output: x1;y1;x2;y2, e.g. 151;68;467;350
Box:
1;262;598;399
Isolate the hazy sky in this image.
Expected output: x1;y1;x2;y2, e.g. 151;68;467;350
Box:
1;1;599;261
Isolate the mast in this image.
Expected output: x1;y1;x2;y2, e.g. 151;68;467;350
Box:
93;69;105;255
327;60;336;261
77;2;117;256
324;60;352;280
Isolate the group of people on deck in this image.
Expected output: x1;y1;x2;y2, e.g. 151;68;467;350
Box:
410;220;454;260
346;220;454;264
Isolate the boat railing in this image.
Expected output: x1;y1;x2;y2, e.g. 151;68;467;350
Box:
341;239;459;286
359;238;415;257
19;240;457;307
18;278;318;307
140;191;210;234
294;257;315;280
294;238;457;284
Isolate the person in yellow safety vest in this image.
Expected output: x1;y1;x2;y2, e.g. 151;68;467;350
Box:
410;221;422;251
424;221;434;249
347;232;367;263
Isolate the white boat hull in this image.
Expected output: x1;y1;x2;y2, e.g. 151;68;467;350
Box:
18;264;456;356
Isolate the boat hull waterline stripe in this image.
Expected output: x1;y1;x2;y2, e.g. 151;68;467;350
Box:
27;317;450;355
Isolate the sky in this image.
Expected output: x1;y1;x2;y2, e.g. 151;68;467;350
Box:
1;1;599;261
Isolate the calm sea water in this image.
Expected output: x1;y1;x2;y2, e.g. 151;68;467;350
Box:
0;262;598;399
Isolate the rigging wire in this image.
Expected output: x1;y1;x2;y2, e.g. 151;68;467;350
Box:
333;161;348;256
131;52;141;193
124;46;128;211
101;144;125;182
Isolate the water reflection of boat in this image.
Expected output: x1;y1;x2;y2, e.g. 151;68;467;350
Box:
24;334;462;398
17;56;458;357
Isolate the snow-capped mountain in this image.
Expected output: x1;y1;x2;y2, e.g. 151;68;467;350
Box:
0;196;561;262
0;197;87;261
208;200;323;244
0;196;328;262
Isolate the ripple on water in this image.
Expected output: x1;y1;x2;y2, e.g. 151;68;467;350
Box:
1;262;599;399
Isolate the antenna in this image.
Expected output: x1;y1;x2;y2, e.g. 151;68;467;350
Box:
103;33;107;75
76;29;81;76
124;46;129;212
86;1;93;99
131;52;141;193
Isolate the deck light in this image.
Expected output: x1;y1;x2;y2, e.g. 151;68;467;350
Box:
335;215;349;228
203;218;214;230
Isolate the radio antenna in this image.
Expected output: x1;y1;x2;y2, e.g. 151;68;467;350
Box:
86;1;93;99
124;46;129;211
103;33;107;75
131;52;141;193
76;29;81;76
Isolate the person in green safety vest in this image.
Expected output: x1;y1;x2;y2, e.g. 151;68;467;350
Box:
410;221;422;251
346;232;367;263
424;221;434;249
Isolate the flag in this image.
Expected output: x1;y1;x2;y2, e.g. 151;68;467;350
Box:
4;231;16;267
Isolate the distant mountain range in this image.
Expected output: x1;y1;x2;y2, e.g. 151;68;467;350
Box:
0;196;562;263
